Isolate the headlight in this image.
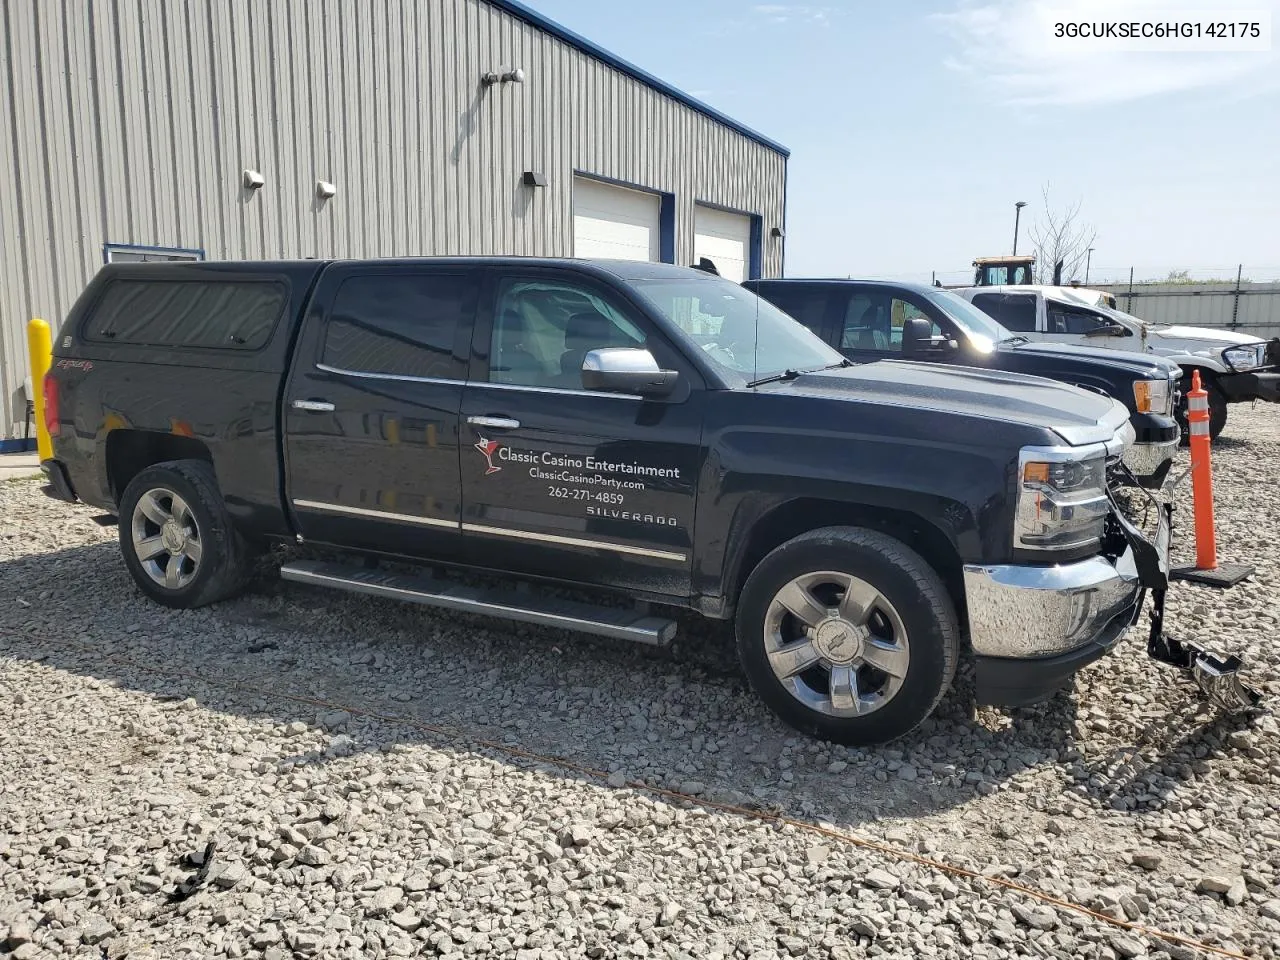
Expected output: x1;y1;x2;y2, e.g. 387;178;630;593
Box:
1132;378;1170;414
1223;344;1265;371
1015;446;1110;551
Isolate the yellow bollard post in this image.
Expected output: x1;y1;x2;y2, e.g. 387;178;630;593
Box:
27;318;54;461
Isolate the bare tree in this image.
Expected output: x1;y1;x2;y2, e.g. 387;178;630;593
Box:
1028;184;1097;284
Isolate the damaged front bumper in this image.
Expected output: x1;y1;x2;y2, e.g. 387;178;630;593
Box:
965;496;1260;711
964;510;1161;707
1121;436;1178;489
1218;369;1280;404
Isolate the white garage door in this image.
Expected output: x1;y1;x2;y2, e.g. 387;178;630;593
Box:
694;206;752;283
572;177;661;262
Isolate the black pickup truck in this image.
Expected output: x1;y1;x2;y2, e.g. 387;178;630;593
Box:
744;278;1182;488
43;257;1173;745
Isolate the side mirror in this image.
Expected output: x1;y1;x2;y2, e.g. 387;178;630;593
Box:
581;348;679;397
902;317;953;357
903;317;932;351
1086;323;1127;338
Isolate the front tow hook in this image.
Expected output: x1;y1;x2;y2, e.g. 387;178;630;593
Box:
1147;587;1263;712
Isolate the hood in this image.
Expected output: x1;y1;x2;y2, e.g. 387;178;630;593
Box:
1149;324;1263;347
774;360;1130;447
1005;339;1180;377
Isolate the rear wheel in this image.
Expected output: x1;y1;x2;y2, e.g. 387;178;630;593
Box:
736;527;959;746
118;460;250;608
1175;373;1228;444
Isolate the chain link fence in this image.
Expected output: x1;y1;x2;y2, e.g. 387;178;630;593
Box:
1091;265;1280;339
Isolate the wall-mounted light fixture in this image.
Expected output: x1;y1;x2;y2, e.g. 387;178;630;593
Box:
482;66;526;86
521;171;547;188
770;226;785;239
243;169;265;190
316;179;336;200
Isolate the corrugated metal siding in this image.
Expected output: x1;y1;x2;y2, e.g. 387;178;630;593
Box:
0;0;786;436
1097;281;1280;339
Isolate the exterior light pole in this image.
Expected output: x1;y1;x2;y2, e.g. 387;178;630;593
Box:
1012;200;1027;255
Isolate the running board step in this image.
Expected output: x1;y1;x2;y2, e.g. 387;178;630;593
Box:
279;559;677;646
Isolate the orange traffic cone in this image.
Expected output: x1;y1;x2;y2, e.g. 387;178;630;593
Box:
1170;370;1253;587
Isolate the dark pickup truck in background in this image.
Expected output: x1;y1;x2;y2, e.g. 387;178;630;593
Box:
745;278;1182;488
43;258;1165;745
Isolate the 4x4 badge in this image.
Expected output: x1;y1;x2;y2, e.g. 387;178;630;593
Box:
475;436;502;475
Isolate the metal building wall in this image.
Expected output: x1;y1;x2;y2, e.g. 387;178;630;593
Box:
0;0;787;437
1097;281;1280;339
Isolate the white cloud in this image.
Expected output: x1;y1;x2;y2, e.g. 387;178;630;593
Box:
933;0;1279;105
750;4;832;25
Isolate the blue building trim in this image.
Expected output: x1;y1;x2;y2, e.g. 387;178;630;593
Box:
0;438;37;453
659;193;676;264
779;165;788;277
487;0;790;158
102;242;206;263
748;215;763;281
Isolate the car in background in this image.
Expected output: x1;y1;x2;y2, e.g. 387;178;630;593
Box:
743;278;1181;487
951;285;1280;441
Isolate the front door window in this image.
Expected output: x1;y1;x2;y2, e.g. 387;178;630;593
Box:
489;279;646;390
840;293;939;354
1047;301;1127;337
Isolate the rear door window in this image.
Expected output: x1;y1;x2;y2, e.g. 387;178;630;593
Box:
970;293;1037;332
321;273;476;380
85;279;287;350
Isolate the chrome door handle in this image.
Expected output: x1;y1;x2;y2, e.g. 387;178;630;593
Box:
292;399;335;412
467;415;520;430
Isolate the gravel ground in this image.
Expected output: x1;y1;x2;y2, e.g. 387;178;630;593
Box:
3;403;1280;960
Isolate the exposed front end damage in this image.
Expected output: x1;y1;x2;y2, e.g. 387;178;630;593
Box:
965;466;1261;713
1108;488;1263;712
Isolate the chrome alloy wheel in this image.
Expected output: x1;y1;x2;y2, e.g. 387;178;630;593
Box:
131;487;203;589
763;570;910;717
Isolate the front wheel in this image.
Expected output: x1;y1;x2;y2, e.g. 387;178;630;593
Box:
736;527;960;746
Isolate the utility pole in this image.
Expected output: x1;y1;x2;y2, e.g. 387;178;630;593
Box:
1012;200;1027;255
1231;263;1243;328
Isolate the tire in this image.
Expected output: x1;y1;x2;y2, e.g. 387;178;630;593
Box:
736;526;960;746
1175;374;1228;444
118;460;250;608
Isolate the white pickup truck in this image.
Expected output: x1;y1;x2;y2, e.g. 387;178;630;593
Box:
954;285;1280;440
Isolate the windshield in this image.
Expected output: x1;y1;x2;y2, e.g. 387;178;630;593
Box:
923;289;1009;348
627;277;843;383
